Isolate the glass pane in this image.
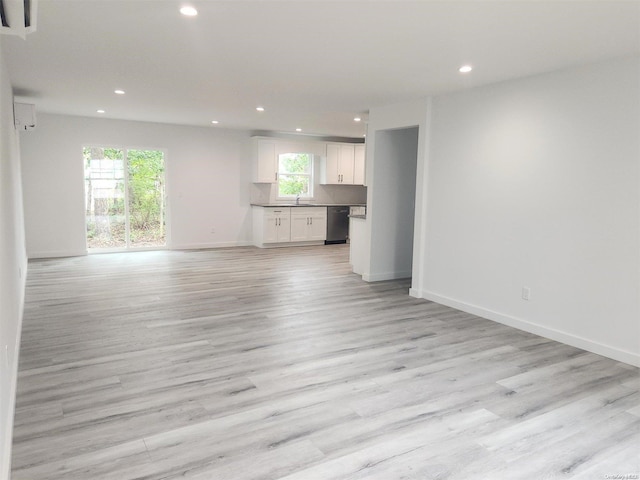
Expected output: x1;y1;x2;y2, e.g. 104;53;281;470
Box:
278;153;313;198
127;149;166;247
278;153;312;174
84;147;126;249
278;174;311;197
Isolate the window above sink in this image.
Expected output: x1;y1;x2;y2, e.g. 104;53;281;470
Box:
277;152;314;200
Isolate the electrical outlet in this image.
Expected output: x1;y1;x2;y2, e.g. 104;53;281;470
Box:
522;286;531;301
210;228;216;234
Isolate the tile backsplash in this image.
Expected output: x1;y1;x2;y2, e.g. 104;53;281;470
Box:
250;182;367;205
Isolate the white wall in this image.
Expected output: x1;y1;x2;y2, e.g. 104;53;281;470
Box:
364;99;430;282
366;127;419;280
412;57;639;366
20;114;254;257
0;37;28;479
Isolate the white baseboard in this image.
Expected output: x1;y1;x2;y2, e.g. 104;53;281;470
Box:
170;241;252;250
1;255;27;480
28;249;87;259
28;242;256;259
410;289;640;368
363;270;412;282
252;241;326;249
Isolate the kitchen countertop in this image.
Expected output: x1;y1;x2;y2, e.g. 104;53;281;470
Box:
251;203;366;207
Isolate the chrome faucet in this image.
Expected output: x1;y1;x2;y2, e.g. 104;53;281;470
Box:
296;195;300;205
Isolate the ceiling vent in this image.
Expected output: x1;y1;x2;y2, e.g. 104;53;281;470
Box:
0;0;37;38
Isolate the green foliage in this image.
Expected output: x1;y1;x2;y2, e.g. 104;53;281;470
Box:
279;175;309;196
104;148;123;160
127;149;164;230
84;146;166;248
278;153;312;197
279;153;311;174
83;146;122;165
108;198;124;215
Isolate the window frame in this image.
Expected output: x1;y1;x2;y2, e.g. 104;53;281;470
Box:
83;144;170;252
276;152;315;200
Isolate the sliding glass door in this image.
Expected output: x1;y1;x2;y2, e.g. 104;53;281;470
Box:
126;149;166;248
84;146;166;251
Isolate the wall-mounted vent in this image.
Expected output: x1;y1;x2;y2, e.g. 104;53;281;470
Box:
14;102;36;131
0;0;37;37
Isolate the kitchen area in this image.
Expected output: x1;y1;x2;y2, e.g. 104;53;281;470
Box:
249;136;367;273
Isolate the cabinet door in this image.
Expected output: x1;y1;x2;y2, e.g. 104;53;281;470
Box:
290;214;310;242
338;145;355;184
256;140;277;183
263;214;279;243
263;208;290;243
354;144;365;185
324;144;340;184
276;214;291;242
308;211;327;241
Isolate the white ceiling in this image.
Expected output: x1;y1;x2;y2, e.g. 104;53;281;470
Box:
3;0;639;138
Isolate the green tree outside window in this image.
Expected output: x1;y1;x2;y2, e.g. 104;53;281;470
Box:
278;153;313;198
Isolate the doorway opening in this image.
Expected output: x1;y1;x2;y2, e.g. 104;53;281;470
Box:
367;126;419;281
83;146;167;252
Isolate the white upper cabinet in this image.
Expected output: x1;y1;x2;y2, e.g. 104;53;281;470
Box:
354;144;365;186
253;138;278;183
338;144;355;184
252;137;327;184
252;137;364;186
321;142;365;185
323;144;341;184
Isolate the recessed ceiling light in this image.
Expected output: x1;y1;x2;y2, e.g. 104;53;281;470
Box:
459;65;473;73
180;6;198;16
211;120;219;124
295;128;302;132
256;106;265;112
114;89;125;95
354;117;361;122
97;109;105;114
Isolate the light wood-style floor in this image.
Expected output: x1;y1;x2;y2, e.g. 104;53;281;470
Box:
11;245;640;480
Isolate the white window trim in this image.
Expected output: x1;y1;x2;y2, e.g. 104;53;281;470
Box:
276;153;315;200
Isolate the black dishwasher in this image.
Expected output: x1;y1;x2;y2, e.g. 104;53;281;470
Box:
325;206;350;244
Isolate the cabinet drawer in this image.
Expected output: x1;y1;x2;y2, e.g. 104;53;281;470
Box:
290;207;326;217
264;207;291;215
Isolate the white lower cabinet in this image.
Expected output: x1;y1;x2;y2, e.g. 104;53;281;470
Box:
253;207;290;246
290;207;327;242
253;206;327;247
263;209;291;243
